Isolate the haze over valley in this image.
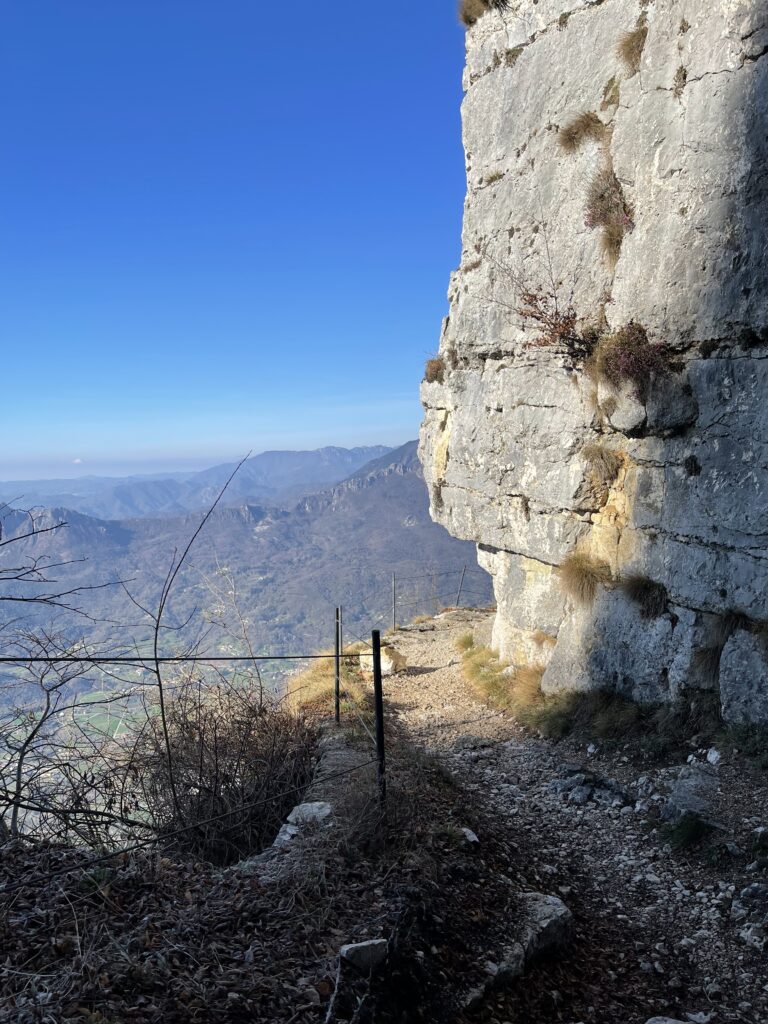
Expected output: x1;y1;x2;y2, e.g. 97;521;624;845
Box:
0;442;492;679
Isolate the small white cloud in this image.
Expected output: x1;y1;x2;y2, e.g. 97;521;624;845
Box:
72;458;83;464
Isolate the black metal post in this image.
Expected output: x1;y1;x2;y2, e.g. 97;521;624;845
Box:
455;564;467;607
391;573;396;632
334;607;341;724
372;629;386;806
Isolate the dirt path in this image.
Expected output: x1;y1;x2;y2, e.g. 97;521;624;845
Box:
384;610;768;1024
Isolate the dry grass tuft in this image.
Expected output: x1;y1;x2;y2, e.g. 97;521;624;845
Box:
558;112;605;153
585;165;634;262
483;169;504;184
459;0;488;27
425;357;445;384
557;551;612;605
619;574;668;618
617;24;648;76
456;632;475;653
286;650;369;713
582;442;622;492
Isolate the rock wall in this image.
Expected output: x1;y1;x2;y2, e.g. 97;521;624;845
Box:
419;0;768;722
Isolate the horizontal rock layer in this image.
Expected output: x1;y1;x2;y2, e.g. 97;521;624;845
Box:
419;0;768;721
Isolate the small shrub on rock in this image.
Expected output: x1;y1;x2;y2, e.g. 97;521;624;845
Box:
516;290;598;364
591;321;670;402
425;356;446;384
557;551;612;605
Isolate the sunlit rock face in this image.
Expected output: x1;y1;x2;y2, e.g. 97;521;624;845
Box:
420;0;768;721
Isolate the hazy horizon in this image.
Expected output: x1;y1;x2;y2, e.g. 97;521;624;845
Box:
0;438;410;483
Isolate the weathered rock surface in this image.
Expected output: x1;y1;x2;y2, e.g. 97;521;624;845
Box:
419;0;768;720
339;938;388;973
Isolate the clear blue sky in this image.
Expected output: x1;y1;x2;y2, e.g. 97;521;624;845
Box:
1;1;467;479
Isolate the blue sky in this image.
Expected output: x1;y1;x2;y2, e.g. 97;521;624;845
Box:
0;2;467;479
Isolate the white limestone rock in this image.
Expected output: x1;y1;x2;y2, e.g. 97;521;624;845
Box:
420;0;768;721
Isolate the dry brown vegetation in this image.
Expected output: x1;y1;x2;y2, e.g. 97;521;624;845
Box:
516;289;599;364
458;640;651;742
134;686;318;864
601;76;621;110
617;23;648;76
589;321;670;402
459;0;488;27
558;112;605;153
425;356;446;384
582;442;622;492
286;647;369;714
585;165;634;263
531;629;556;647
674;65;688;98
557;551;612;605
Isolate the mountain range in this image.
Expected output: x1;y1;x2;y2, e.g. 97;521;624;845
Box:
1;443;492;677
0;446;392;520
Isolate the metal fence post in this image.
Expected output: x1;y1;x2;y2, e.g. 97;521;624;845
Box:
371;629;386;807
334;607;341;724
455;564;467;607
391;573;396;632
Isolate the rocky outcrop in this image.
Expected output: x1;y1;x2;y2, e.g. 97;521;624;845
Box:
420;1;768;720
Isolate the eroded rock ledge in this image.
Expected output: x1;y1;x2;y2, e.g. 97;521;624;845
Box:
419;0;768;722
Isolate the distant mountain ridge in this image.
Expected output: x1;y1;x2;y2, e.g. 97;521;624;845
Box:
0;443;492;664
0;446;393;520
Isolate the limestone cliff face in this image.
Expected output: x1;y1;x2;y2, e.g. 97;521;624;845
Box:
419;0;768;722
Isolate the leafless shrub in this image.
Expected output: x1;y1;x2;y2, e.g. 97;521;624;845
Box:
515;289;598;364
132;683;317;864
